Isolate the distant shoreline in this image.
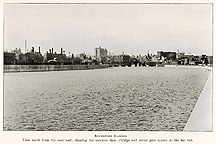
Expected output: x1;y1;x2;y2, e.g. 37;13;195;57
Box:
3;64;212;73
164;65;212;68
3;64;109;73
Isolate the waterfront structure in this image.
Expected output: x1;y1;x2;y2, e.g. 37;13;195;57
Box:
4;52;15;65
207;56;213;66
4;46;213;66
43;47;67;64
176;53;210;65
176;50;185;59
110;54;132;66
94;46;107;63
4;47;44;65
156;51;177;65
20;47;43;64
119;54;130;63
111;55;121;65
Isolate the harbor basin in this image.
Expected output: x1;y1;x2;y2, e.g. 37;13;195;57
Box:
3;66;211;131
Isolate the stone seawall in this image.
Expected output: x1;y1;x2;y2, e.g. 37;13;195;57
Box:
4;64;109;72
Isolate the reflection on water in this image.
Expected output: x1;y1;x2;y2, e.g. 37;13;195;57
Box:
4;67;210;131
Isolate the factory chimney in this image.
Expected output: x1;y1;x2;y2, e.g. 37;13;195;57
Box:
39;46;41;53
52;48;53;54
61;47;63;54
32;47;34;53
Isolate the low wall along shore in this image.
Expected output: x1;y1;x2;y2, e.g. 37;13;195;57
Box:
4;64;109;72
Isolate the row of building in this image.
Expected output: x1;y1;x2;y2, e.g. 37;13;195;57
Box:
4;46;213;66
94;47;213;67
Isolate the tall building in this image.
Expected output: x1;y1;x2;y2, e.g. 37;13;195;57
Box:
94;46;107;62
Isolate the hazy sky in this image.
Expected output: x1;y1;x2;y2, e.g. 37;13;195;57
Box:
4;4;212;56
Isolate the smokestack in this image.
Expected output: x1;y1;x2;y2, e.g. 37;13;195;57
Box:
39;46;40;53
32;47;34;53
52;48;53;54
61;47;63;54
49;49;51;53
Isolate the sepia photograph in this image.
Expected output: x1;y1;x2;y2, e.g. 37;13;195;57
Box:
3;2;213;133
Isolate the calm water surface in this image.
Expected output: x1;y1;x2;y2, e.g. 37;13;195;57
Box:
4;66;210;131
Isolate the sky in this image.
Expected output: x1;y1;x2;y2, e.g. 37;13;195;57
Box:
3;4;212;56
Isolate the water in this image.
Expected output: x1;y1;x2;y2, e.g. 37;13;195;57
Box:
3;66;210;131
